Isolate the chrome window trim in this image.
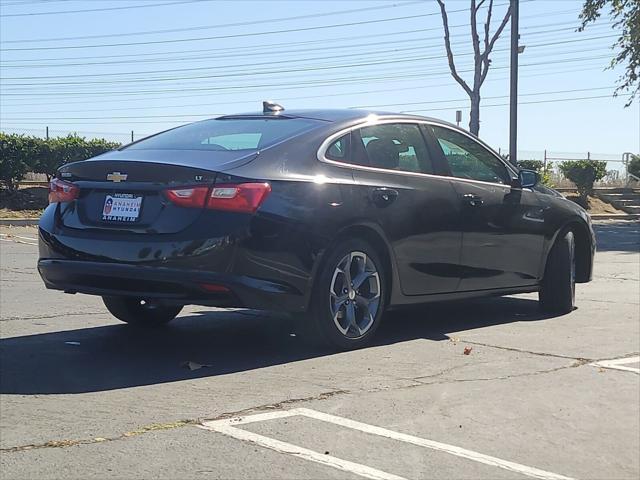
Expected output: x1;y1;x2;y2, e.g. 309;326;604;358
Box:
316;117;516;190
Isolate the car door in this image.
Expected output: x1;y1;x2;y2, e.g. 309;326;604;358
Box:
427;124;546;291
335;122;463;296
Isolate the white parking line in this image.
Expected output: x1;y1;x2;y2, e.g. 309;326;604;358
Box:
0;234;38;246
591;356;640;374
201;408;575;480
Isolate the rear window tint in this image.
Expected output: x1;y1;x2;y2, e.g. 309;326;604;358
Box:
126;118;321;151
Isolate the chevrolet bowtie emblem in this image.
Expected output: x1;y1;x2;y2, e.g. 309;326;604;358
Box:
106;172;128;182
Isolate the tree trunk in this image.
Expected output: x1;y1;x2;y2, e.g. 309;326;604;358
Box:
469;91;481;135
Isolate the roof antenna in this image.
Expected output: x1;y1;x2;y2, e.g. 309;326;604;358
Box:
263;100;284;113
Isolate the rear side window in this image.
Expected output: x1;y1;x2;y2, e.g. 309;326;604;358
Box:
325;133;351;162
127;118;320;151
355;123;435;174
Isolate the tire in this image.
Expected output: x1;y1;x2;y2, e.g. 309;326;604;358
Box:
305;238;387;350
539;230;576;314
102;296;182;327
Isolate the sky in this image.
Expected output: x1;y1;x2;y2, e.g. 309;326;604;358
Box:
0;0;638;165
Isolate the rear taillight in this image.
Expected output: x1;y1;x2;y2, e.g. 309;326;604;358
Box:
49;178;79;204
164;183;271;213
208;183;271;214
164;186;209;208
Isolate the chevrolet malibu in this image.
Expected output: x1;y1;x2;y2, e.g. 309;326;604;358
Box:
38;103;595;350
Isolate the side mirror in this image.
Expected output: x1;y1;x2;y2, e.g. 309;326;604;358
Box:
514;169;538;189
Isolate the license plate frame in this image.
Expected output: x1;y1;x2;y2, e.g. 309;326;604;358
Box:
101;193;143;222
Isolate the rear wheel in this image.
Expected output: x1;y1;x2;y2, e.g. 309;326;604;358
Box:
102;296;182;327
539;230;576;314
306;239;387;350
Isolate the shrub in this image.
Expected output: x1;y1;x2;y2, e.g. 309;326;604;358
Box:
0;133;39;191
0;133;121;185
36;134;120;180
628;154;640;179
558;160;607;205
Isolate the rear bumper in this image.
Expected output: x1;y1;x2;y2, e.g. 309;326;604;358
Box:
38;259;306;312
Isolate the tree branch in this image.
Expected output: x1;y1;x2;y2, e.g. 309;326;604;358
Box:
483;0;494;54
437;0;473;97
470;0;482;92
480;3;511;86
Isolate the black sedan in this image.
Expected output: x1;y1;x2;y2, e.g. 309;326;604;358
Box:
38;103;595;350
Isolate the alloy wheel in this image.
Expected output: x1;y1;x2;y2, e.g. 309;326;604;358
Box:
329;251;381;338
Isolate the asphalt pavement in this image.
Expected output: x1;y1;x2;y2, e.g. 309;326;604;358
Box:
0;222;638;480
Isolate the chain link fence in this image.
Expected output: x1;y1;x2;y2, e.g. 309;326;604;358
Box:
498;149;636;188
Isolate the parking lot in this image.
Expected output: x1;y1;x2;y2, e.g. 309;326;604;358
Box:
1;221;638;479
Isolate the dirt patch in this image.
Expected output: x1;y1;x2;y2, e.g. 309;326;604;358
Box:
0;208;43;219
563;194;626;214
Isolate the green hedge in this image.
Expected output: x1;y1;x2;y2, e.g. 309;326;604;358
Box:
558;160;607;205
0;133;121;191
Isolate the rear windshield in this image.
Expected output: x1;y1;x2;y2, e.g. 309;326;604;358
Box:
125;118;321;151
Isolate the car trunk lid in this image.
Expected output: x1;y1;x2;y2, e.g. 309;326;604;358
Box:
57;150;257;234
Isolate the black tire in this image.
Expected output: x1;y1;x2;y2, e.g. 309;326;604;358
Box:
539;230;576;314
102;296;182;327
305;238;387;350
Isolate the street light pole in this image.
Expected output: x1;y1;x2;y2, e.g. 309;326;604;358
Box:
509;0;519;167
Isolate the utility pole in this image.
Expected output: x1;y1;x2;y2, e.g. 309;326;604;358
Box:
45;126;49;140
509;0;519;167
131;130;134;142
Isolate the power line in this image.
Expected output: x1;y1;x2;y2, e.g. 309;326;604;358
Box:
353;86;616;109
0;33;616;82
2;87;616;121
2;94;617;126
0;53;614;91
0;0;208;17
0;6;490;51
1;18;611;66
1;1;421;43
401;94;615;113
0;56;615;99
2;60;612;107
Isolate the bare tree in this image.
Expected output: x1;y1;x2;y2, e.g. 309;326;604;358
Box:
437;0;511;135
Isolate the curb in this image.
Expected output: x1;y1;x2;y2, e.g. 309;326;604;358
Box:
0;219;40;226
590;214;639;221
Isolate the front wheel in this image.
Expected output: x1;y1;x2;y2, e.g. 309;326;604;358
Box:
539;230;576;314
306;239;387;350
102;296;182;327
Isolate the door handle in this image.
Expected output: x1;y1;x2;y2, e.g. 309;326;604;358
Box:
462;193;483;207
371;188;398;206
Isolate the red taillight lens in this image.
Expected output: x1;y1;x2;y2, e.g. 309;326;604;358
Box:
49;178;79;204
164;186;209;208
207;183;271;214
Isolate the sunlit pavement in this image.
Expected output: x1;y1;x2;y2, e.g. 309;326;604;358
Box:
1;222;638;479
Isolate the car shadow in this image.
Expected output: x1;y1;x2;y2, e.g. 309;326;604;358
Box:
593;222;640;253
1;296;557;395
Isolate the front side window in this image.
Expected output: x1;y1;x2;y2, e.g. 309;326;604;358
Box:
355;123;434;174
127;118;321;152
430;126;511;184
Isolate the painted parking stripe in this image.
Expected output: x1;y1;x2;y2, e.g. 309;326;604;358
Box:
591;356;640;374
201;408;575;480
206;423;406;480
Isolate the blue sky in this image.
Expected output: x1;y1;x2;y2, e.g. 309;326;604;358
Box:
0;0;638;161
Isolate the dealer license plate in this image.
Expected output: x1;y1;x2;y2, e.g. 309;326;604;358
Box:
102;193;142;222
